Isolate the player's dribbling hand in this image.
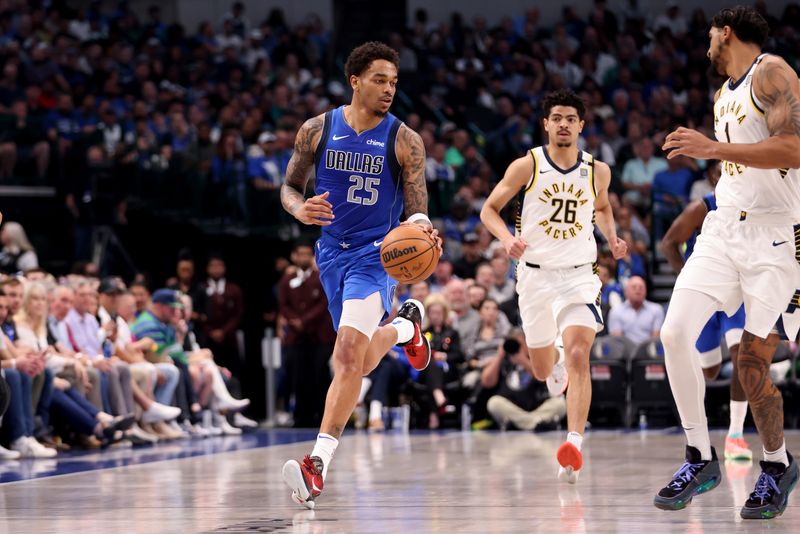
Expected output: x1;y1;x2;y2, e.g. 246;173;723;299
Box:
610;236;628;260
501;236;528;260
662;127;716;160
296;191;334;226
400;221;443;256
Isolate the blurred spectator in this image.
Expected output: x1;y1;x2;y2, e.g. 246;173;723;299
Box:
429;259;456;294
0;222;38;272
0;100;50;181
130;281;151;317
200;254;244;388
621;137;667;207
419;293;464;429
277;242;335;427
445;279;479;345
453;232;483;279
488;255;515;305
482;328;566;430
608;276;664;344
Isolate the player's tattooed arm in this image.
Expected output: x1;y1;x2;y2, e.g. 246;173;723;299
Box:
755;58;800;139
665;57;800;168
281;115;334;226
396;124;429;221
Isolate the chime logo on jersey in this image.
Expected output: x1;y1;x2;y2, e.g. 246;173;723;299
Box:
536;180;590;240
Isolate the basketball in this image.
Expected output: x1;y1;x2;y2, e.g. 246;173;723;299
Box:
380;225;439;284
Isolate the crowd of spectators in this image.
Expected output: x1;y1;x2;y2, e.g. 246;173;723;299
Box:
0;240;256;459
3;1;800;431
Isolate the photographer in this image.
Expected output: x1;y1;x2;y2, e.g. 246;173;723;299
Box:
481;328;566;431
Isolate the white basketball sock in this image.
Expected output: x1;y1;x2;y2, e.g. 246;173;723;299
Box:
390;317;414;344
728;400;748;438
566;431;583;451
662;289;720;461
369;400;383;422
763;441;789;467
311;433;339;481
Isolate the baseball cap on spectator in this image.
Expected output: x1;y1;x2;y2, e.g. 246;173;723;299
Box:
462;232;479;245
258;131;277;144
99;277;124;295
152;288;183;308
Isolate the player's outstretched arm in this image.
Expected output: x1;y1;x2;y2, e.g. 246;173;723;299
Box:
663;57;800;169
281;115;334;226
396;124;442;252
479;154;532;260
658;199;709;275
592;162;627;260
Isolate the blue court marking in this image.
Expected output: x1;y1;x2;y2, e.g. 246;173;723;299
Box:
0;429;319;483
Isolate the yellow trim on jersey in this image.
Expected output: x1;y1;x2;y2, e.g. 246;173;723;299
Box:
749;87;766;116
587;154;597;199
524;148;539;193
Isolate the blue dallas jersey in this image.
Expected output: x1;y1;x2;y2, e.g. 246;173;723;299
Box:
314;106;404;247
311;106;405;331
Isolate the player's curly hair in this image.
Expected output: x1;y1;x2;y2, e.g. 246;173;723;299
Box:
711;6;769;47
541;89;586;120
344;41;400;80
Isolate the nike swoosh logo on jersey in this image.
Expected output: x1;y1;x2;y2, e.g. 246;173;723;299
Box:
332;134;349;141
773;240;789;247
373;240;383;247
539;169;552;174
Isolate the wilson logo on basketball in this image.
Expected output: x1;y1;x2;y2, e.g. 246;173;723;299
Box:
382;246;418;263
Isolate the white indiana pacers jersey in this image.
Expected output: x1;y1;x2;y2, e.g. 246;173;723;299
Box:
713;53;800;215
517;146;597;268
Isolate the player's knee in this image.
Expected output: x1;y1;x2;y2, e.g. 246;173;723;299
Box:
565;345;590;372
332;335;364;374
660;321;682;350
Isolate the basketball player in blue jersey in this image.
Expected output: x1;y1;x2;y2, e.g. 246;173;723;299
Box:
278;42;441;509
660;161;753;462
655;6;800;519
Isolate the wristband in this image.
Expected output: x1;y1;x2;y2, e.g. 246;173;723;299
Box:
407;213;431;225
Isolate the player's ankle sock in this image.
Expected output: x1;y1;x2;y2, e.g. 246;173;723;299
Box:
369;400;383;422
685;425;712;461
311;433;339;480
566;431;583;451
389;317;415;344
728;400;747;438
763;441;789;467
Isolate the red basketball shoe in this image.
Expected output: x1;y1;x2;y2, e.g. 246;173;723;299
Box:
282;455;324;509
397;299;430;371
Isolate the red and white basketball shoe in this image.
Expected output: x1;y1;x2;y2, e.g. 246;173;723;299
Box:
397;299;431;371
282;455;324;509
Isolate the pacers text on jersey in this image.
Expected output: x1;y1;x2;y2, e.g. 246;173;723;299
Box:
537;181;590;240
325;149;385;175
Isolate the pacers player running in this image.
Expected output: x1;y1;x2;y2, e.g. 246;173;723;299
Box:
660;160;752;462
481;89;627;483
654;6;800;519
279;42;441;508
